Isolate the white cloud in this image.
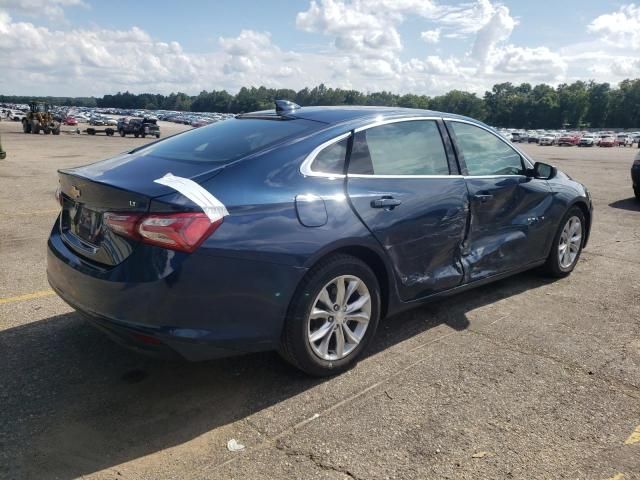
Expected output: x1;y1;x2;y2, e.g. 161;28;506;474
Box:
421;29;440;44
491;46;567;79
1;0;638;99
588;3;640;50
0;0;86;20
470;4;516;66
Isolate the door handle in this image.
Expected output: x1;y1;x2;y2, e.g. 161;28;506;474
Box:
473;194;493;203
371;196;402;209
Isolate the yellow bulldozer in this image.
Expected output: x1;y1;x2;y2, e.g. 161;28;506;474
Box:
22;102;60;135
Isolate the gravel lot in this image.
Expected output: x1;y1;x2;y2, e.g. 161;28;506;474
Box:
0;119;639;480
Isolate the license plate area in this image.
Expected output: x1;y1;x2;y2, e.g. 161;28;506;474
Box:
62;197;103;247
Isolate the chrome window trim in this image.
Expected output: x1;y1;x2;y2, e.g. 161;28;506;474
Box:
348;174;462;179
299;115;534;179
353;115;441;132
443;117;534;170
300;132;351;178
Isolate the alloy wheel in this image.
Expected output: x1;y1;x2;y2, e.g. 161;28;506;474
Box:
307;275;371;361
558;216;582;269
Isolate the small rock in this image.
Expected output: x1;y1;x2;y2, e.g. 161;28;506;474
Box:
472;451;491;459
227;439;245;452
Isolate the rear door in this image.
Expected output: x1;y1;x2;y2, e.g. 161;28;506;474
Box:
445;120;554;282
346;118;469;301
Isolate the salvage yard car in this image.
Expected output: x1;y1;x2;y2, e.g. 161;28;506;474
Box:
558;133;580;146
117;117;161;138
47;102;593;376
616;134;633;147
578;133;596;147
599;135;618;147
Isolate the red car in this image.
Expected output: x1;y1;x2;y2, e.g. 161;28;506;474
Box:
557;133;580;146
598;136;618;147
63;117;78;126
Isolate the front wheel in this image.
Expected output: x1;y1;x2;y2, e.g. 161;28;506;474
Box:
280;254;381;376
542;207;586;277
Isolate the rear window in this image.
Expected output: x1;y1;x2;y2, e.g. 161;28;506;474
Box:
138;117;318;164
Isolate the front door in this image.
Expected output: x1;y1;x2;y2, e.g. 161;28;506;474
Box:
446;120;554;282
346;119;469;301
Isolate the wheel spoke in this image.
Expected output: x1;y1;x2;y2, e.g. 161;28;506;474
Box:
334;326;345;358
344;279;359;306
318;287;333;310
345;312;369;323
342;323;361;344
309;321;333;343
317;329;333;356
345;294;370;314
334;277;346;307
309;307;331;320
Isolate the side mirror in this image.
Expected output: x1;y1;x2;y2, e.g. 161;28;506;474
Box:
530;162;557;180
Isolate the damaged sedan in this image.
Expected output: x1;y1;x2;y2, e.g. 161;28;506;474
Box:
47;101;592;376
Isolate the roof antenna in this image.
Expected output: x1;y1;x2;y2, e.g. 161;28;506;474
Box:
275;99;301;114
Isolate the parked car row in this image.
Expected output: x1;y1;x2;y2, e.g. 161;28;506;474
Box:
496;128;640;148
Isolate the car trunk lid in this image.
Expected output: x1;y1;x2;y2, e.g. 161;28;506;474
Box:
58;152;224;266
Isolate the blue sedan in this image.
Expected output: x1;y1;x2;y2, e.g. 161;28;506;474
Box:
47;102;592;376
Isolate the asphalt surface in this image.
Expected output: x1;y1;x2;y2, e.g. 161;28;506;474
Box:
0;120;639;480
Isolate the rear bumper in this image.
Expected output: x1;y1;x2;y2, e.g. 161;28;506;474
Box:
47;224;306;361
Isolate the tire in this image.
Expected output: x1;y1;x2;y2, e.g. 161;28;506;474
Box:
119;130;125;137
280;254;381;376
155;134;160;139
52;127;60;135
634;188;640;201
542;206;586;278
22;120;31;134
134;133;139;138
31;121;40;134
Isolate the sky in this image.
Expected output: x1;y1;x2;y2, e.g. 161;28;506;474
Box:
0;0;639;97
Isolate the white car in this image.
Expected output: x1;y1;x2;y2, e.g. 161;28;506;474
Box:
539;135;557;146
617;134;633;147
578;134;596;147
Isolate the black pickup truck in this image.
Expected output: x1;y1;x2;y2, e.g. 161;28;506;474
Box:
117;117;160;138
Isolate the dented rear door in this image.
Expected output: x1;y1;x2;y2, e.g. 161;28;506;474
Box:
346;119;468;302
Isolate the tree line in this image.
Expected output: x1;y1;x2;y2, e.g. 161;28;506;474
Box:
2;79;639;128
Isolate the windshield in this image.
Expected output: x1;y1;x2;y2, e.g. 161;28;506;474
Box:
137;117;319;164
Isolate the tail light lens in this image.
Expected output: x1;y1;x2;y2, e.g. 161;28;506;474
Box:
104;212;222;253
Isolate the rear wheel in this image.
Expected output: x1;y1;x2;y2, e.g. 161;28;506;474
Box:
280;254;381;376
31;121;40;134
22;120;31;133
542;207;586;277
119;129;125;137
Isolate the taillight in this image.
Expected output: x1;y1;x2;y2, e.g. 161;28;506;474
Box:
103;211;222;253
103;212;143;239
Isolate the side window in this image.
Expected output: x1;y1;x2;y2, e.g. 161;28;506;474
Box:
449;122;524;176
310;138;348;174
349;120;450;176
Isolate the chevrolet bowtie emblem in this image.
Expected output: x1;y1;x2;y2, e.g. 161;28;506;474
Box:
70;185;81;198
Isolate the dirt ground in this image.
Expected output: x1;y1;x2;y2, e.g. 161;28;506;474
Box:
0;119;639;480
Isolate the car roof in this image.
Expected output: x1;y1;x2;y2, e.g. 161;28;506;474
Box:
243;105;474;127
